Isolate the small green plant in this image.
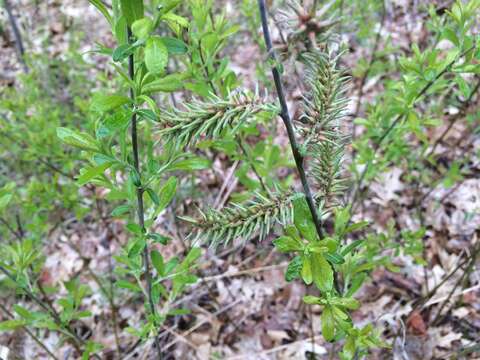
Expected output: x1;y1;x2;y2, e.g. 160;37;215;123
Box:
56;1;207;357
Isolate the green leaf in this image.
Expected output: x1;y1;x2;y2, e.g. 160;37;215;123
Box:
142;73;185;94
120;0;144;26
312;253;333;292
146;188;160;205
13;305;33;320
325;252;345;265
137;109;157;121
181;247;201;268
442;27;459;46
128;237;146;257
112;43;136;62
323;238;339;252
169;157;211;171
0;319;26;331
111;204;131;217
346;273;367;297
220;25;240;39
161;37;188;54
89;0;113;25
77;163;112;186
303;295;321;305
331;305;349;320
82;341;103;360
57;127;99;152
161;12;189;32
0;194;12;211
115;280;141;292
293;195;318;242
131;17;153;39
344;221;369;234
167;308;190;316
145;36;168;74
285;255;302;282
343;336;356;358
334;207;350;236
331;297;360;310
341;240;364;256
75;310;92;319
273;236;302;253
301;256;312;285
151;250;165;276
114;16;128;44
157;177;177;212
91;94;130;113
126;223;143;234
158;0;182;15
321;306;335;341
165;257;179;274
285;225;302;242
147;233;170;245
129;168;141;186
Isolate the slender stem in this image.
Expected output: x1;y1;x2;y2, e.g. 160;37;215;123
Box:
352;0;385;134
432;243;480;325
0;303;59;360
0;217;22;241
127;27;162;360
3;0;28;73
65;233;122;356
237;139;271;195
257;0;324;239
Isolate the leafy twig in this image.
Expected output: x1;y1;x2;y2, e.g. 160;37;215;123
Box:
127;27;162;360
425;77;480;159
0;265;93;357
349;45;476;212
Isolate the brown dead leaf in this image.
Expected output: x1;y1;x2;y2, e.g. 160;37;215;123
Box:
407;310;427;336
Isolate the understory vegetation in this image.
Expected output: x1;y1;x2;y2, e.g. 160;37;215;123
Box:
1;0;480;359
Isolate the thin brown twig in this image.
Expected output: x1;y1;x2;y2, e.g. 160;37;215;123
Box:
0;303;59;360
431;242;480;325
0;217;23;241
414;250;469;309
352;0;385;140
62;233;122;357
3;0;28;73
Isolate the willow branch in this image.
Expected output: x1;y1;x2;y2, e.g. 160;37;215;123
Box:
127;27;162;360
257;0;324;239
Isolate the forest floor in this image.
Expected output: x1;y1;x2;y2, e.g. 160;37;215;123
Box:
1;1;480;359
